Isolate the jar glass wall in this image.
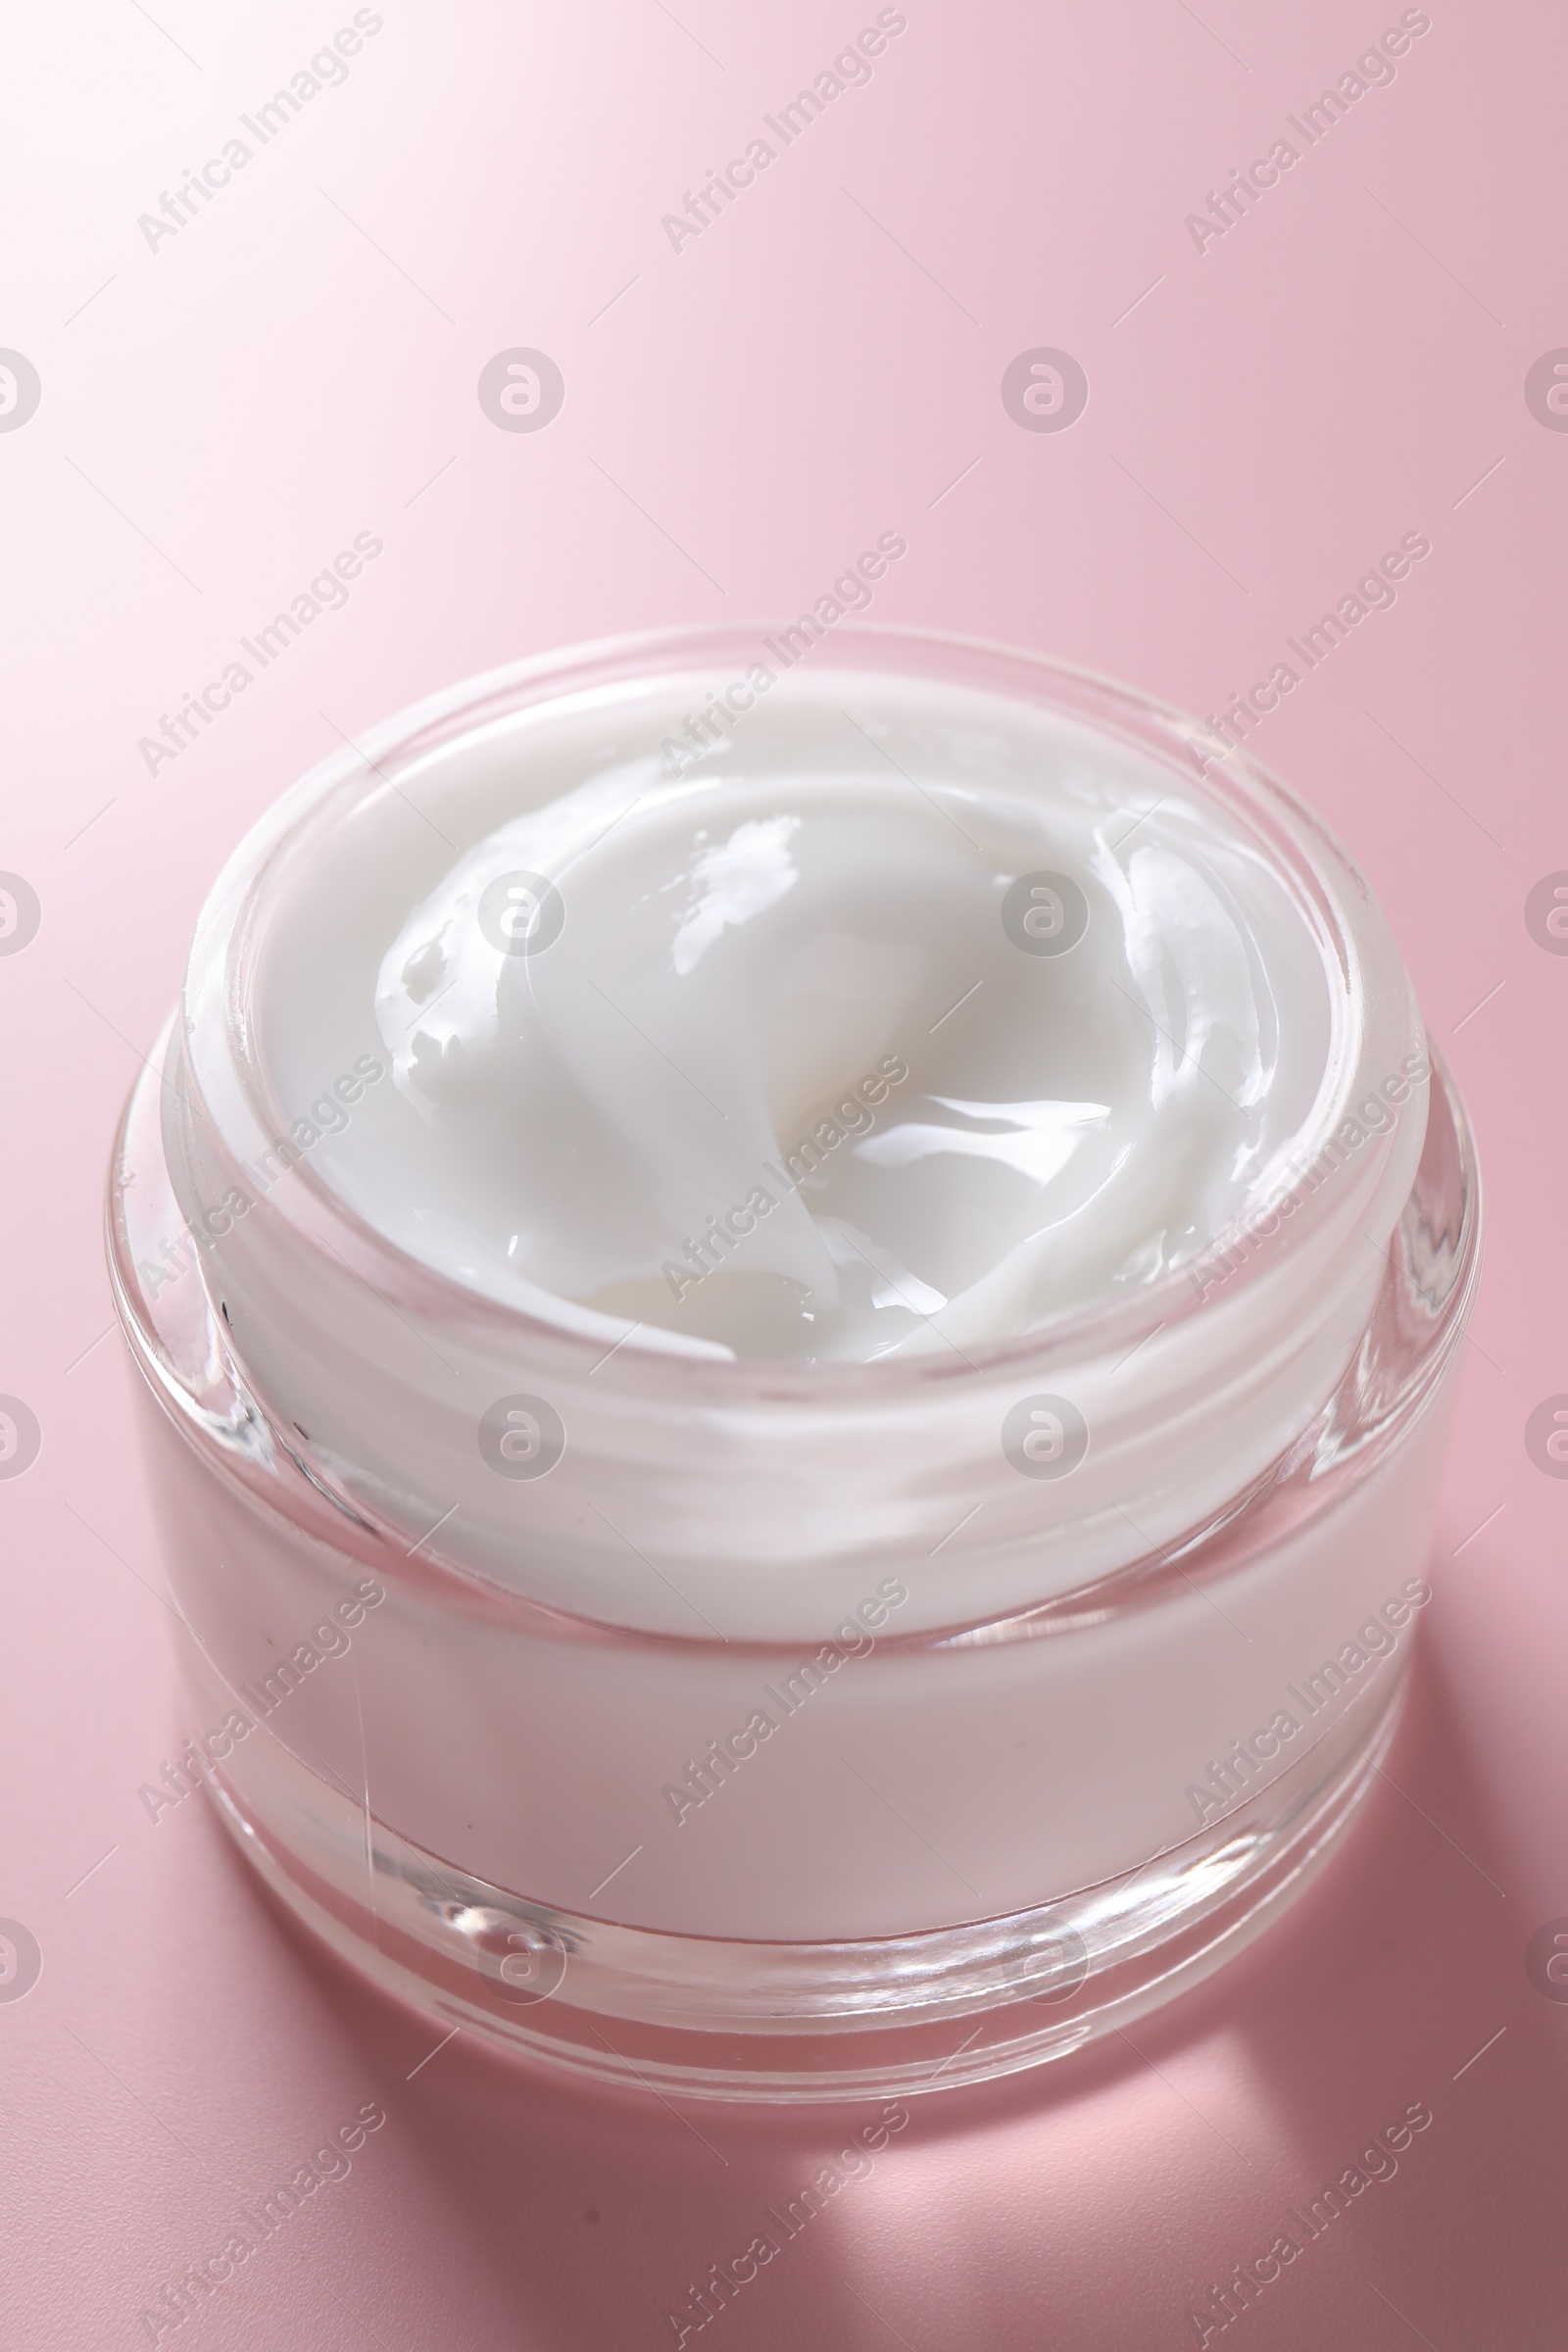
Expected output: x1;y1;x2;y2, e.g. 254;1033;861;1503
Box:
108;628;1480;2100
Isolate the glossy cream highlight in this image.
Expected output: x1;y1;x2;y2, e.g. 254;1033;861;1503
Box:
251;671;1348;1364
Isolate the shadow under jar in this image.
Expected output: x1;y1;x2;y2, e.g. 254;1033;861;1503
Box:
109;625;1480;2101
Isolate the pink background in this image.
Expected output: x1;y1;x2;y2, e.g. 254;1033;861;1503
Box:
3;1;1565;2342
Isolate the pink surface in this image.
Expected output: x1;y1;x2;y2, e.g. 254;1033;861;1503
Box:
1;1;1564;2343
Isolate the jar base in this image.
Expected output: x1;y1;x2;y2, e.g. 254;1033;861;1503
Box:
198;1662;1406;2104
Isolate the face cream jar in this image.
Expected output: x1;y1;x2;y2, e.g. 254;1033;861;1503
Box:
109;625;1480;2101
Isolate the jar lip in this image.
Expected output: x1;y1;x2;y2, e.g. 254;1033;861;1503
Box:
183;620;1420;1399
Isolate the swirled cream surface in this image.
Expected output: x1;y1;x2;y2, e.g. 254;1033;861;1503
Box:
248;667;1341;1363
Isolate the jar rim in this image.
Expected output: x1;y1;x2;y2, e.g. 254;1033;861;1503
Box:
179;618;1418;1402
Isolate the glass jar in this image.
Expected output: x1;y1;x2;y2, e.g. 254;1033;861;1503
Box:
108;626;1480;2101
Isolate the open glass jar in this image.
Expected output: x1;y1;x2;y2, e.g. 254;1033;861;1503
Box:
109;626;1480;2100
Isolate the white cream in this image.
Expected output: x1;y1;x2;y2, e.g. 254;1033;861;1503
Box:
163;647;1429;1642
251;668;1340;1364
